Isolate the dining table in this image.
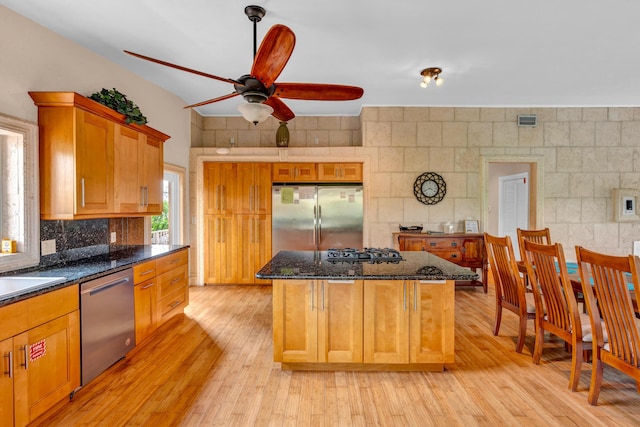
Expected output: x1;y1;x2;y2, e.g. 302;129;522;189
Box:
517;260;639;316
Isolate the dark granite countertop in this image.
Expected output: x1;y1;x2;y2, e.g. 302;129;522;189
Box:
0;245;189;307
256;250;480;281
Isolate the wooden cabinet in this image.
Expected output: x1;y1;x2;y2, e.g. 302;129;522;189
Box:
133;249;189;343
272;279;363;364
363;280;409;364
272;163;317;182
203;162;237;215
203;162;272;284
156;249;189;322
317;163;363;182
114;127;164;215
236;163;271;215
133;260;160;345
0;285;80;427
237;215;272;285
30;91;169;219
396;233;488;292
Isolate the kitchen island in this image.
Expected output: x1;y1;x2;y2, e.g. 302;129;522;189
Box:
256;250;479;371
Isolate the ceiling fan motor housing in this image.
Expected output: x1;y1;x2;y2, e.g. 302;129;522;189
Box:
234;74;275;103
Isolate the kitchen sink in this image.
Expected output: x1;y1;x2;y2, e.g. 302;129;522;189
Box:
0;276;67;299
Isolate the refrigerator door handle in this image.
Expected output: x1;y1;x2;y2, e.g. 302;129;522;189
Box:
318;205;322;244
313;205;317;247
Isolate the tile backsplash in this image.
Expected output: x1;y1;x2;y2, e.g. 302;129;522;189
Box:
39;217;145;267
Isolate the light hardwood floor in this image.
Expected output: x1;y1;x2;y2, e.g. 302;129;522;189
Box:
33;283;640;426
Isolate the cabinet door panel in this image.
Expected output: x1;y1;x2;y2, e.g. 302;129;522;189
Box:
203;215;236;284
75;109;114;214
318;280;363;363
203;163;236;214
141;135;164;214
0;338;13;425
272;280;317;363
114;124;143;212
134;278;159;344
363;280;409;364
13;311;80;426
410;280;455;364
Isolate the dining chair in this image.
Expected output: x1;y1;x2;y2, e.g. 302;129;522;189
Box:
516;227;551;261
484;232;535;353
575;246;640;405
522;240;592;391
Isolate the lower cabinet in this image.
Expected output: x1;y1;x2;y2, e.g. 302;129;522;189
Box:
272;279;363;363
272;279;454;369
0;285;80;427
133;249;189;345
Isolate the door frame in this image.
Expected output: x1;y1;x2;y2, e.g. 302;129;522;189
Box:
480;155;544;235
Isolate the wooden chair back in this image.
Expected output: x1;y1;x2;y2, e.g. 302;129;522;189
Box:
575;246;640;405
484;232;533;352
485;233;526;310
523;239;587;390
517;227;552;260
523;240;582;340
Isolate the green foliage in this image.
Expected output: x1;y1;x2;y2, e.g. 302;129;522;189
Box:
152;200;169;231
88;88;148;125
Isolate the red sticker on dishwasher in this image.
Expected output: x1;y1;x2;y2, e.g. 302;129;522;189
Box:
30;339;46;362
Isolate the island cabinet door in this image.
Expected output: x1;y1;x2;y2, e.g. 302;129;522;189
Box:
409;280;456;364
272;280;318;363
317;280;363;363
363;280;410;364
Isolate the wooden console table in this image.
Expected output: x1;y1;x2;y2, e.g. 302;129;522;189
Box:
393;232;487;292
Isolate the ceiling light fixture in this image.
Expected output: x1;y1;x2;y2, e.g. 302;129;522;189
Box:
419;67;444;88
237;101;274;125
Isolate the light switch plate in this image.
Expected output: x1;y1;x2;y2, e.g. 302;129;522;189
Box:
41;239;56;255
634;241;640;256
111;232;117;243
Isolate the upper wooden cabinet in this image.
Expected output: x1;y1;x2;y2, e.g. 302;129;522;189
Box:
272;163;317;182
29;92;169;219
236;163;272;215
317;163;363;182
203;162;237;215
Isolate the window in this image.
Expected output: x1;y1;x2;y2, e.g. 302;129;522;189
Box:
150;165;185;245
0;114;39;272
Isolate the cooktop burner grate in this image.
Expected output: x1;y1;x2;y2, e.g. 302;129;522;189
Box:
326;248;403;263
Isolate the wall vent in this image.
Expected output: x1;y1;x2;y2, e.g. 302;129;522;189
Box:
517;114;537;127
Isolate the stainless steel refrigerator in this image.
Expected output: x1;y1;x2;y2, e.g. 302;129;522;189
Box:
272;185;363;254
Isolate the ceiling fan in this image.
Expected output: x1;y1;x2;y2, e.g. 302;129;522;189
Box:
124;5;364;124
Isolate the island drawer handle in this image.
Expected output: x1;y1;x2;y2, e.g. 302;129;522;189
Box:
310;282;314;311
414;282;417;311
403;281;407;312
169;300;181;308
419;280;446;284
321;281;325;311
327;280;355;284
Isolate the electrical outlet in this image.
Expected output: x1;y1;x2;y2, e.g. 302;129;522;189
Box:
41;239;56;256
111;232;117;243
634;241;640;256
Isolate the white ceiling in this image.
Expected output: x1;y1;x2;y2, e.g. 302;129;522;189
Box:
2;1;640;118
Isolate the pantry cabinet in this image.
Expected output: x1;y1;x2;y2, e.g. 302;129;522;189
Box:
203;162;272;285
0;285;80;427
29;91;169;219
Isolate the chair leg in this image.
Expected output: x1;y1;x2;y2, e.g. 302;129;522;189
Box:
569;342;583;391
588;356;604;405
532;323;544;364
493;305;502;336
515;315;527;353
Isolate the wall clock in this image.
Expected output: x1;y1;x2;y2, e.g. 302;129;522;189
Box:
413;172;446;205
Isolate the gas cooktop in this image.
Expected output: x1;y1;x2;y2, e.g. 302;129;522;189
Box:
326;248;403;264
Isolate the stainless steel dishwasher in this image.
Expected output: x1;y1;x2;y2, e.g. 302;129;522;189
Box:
80;268;135;385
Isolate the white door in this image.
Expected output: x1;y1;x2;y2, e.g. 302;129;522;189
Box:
498;172;529;259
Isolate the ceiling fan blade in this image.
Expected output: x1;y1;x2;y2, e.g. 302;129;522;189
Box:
251;24;296;88
265;97;295;122
183;92;239;109
274;83;364;101
124;50;238;85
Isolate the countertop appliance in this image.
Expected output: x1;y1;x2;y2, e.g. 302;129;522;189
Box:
327;247;403;264
80;268;135;386
272;185;363;254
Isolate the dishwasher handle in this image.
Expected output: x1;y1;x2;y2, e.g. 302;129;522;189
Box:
82;277;131;296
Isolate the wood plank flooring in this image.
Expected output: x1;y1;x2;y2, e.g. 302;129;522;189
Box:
32;284;640;426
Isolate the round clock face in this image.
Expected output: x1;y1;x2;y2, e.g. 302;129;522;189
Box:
413;172;446;205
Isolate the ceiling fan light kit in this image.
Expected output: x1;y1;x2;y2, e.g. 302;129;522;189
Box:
420;67;444;88
124;5;363;125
